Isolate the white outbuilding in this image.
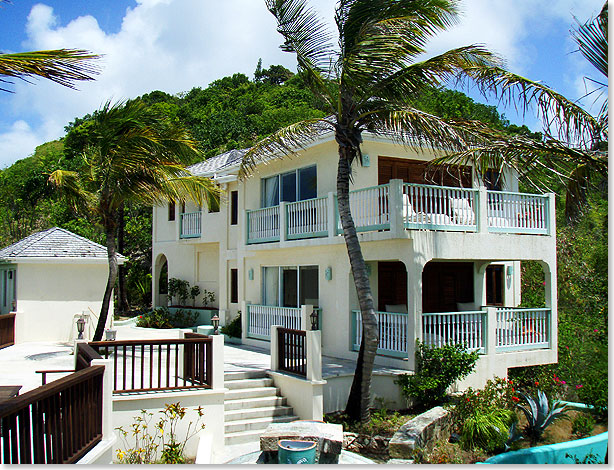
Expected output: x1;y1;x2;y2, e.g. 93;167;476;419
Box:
0;227;125;343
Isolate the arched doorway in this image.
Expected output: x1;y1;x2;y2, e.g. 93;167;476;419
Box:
154;254;168;307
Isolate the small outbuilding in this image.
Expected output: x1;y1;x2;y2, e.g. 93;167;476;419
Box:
0;227;125;343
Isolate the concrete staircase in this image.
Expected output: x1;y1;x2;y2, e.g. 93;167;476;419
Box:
224;370;298;445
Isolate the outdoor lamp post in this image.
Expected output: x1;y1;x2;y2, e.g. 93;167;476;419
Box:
76;315;86;340
310;309;318;330
211;315;220;335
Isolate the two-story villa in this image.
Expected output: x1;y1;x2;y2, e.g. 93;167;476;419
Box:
152;131;557;391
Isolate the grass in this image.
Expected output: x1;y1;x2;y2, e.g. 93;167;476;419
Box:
324;408;414;438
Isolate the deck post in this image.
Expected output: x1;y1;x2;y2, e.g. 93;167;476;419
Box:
547;192;556;236
477;187;488;233
326;192;336;238
210;334;225;389
389;179;404;237
484;307;497;355
300;304;313;331
279;201;288;246
91;357;114;440
306;330;322;381
270;325;280;371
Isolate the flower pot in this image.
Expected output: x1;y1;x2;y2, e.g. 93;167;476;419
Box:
277;440;317;464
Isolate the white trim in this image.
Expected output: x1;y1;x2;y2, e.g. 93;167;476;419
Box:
0;256;126;265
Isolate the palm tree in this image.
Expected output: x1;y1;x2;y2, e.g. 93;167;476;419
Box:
240;0;525;422
436;2;607;221
49;100;220;341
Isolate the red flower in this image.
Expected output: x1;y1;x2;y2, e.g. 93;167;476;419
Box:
466;397;471;402
534;381;539;386
512;396;520;402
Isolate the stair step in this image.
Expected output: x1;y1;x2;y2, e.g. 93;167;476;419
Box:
225;405;294;422
224;370;267;381
225;415;298;434
225;386;279;400
225;395;287;411
224;429;267;446
225;378;274;390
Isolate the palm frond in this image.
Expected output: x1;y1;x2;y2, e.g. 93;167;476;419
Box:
572;2;608;78
239;118;333;177
0;49;100;92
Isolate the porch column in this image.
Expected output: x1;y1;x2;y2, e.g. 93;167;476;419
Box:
300;304;314;331
475;262;490;308
404;258;424;370
484;306;497;356
547;193;556;237
541;260;558;352
270;325;280;371
210;334;225;389
327;192;337;238
279;201;288;246
306;330;322;382
388;179;404;237
241;301;250;342
477;187;488;233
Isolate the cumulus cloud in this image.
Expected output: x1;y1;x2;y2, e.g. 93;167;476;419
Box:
0;0;605;166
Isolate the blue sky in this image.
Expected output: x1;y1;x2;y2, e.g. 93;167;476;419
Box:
0;0;605;167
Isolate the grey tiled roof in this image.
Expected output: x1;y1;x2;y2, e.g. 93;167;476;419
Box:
0;227;124;261
188;148;247;176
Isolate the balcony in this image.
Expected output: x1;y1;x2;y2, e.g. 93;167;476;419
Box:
246;180;553;244
180;211;202;239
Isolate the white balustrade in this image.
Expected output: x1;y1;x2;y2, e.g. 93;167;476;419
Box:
286;197;328;239
402;184;478;230
247;305;302;339
352;310;408;356
247;206;280;243
421;311;485;351
180;211;202;238
341;185;390;232
487;191;549;234
496;307;550;350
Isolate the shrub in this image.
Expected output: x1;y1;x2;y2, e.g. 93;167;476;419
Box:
115;402;205;464
450;377;517;426
395;342;479;409
571;413;595;439
136;307;198;329
189;285;200;306
221;311;241;338
168;278;189;305
460;408;515;452
202;289;216;308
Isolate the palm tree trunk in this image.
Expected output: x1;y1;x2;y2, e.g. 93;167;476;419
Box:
337;147;379;423
117;203;130;314
94;227;119;341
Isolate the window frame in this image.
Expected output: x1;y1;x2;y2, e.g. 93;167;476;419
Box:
260;165;317;208
230;190;239;225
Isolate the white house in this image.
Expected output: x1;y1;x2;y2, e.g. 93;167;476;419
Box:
152;131;557;395
0;227;124;343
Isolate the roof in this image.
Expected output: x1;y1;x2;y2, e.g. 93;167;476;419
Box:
0;227;126;262
188;148;247;177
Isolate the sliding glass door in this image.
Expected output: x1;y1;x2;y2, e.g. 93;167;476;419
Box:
262;266;318;308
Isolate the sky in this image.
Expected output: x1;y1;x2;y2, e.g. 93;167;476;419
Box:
0;0;605;168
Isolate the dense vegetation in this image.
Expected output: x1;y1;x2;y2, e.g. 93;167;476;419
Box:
0;65;607;413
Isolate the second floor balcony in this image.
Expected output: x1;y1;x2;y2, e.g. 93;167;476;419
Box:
246;180;553;245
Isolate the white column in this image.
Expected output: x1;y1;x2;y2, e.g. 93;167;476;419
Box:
210;334;225;389
327;192;337;238
91;357;114;440
477;187;489;233
270;325;280;371
542;261;558;351
300;304;314;331
306;330;322;382
279;201;288;246
484;307;497;355
388;179;404;237
547;193;556;236
241;301;249;342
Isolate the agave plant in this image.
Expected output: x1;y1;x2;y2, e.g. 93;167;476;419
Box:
516;389;570;445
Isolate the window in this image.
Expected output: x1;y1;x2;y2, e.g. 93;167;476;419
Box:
486;265;504;306
484;170;502;191
230;191;238;225
168;202;175;221
262;266;319;308
260;166;317;208
230;269;238;304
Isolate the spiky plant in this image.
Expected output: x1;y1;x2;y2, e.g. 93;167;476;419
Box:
516;389;570;445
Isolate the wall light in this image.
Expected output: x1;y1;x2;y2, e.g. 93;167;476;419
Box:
248;268;254;280
325;267;332;281
506;265;514;277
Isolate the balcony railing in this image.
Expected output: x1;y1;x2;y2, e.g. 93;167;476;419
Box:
245;181;552;244
180;211;202;238
495;307;550;351
422;310;486;352
351;309;408;358
246;304;321;340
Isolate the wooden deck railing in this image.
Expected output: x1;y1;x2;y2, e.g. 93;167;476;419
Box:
0;313;16;349
89;336;213;393
0;365;104;464
276;327;306;378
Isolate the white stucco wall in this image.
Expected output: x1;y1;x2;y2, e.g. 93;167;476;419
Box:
13;261;112;343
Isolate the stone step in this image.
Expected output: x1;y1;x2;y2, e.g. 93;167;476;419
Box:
224;370;267;382
225;386;279;400
225;415;298;434
224;429;267;446
225;405;294;422
225;377;274;390
225;395;287;411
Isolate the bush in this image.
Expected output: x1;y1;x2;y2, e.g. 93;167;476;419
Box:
168;278;189;305
450;377;517;426
136;307;198;329
572;413;595;439
460;408;515;452
395;342;479;409
221;311;241;338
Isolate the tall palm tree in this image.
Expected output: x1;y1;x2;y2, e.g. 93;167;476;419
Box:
50;100;220;341
240;0;524;422
436;2;607;221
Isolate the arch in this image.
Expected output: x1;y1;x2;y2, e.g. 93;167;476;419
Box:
154;253;168;307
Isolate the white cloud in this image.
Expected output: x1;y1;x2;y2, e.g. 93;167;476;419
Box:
0;0;605;166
